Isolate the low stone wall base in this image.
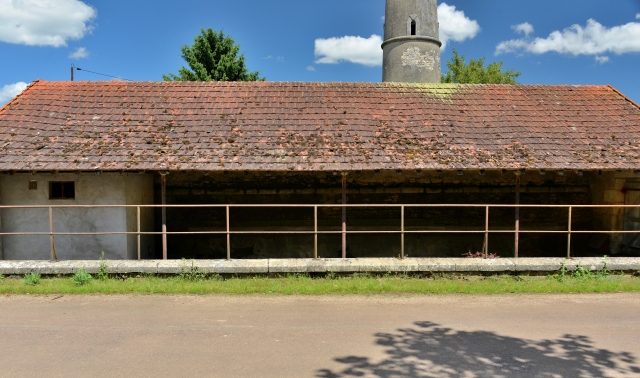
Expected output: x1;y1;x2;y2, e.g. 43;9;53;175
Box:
1;257;639;276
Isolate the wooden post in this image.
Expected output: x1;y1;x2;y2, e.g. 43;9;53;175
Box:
515;174;520;258
567;206;572;259
226;206;231;260
484;206;490;258
49;207;57;261
161;173;167;260
342;173;347;259
137;206;141;261
0;213;3;260
314;206;318;259
401;206;405;259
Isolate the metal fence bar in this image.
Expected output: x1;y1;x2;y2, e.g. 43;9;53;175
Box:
567;206;573;259
3;203;640;260
401;205;405;259
314;206;318;259
6;229;640;236
4;204;640;209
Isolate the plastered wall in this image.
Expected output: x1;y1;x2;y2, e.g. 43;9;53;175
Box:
0;173;153;260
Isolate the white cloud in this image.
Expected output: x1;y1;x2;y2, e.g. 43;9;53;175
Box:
636;13;640;19
263;55;285;62
314;35;383;67
0;0;96;47
512;22;534;37
306;66;316;72
595;55;610;64
69;47;89;59
314;3;479;67
496;19;640;56
438;3;481;50
0;82;28;104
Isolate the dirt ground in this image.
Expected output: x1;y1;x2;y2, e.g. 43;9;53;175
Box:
1;293;639;377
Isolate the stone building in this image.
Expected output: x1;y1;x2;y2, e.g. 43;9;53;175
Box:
0;0;639;260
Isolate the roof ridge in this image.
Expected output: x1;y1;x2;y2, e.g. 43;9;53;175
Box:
11;81;619;87
0;79;40;114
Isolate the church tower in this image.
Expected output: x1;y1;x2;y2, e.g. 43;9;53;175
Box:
382;0;442;83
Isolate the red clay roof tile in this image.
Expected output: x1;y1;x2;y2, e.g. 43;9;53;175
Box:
0;80;639;172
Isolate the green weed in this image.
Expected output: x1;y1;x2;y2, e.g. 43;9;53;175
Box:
97;252;108;281
72;269;92;286
551;259;612;283
178;259;207;282
23;272;41;286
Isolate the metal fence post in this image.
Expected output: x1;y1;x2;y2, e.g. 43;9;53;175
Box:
401;205;405;259
341;173;347;259
137;206;141;261
567;206;572;259
161;174;168;260
226;205;231;260
49;207;57;261
314;206;318;259
515;174;521;258
484;206;490;258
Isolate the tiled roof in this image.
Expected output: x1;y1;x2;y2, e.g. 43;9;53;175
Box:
1;80;639;172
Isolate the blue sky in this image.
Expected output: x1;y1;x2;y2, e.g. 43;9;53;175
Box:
1;0;640;104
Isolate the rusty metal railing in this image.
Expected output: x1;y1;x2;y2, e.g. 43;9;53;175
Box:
1;204;639;260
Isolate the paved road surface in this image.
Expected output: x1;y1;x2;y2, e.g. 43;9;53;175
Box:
1;293;639;377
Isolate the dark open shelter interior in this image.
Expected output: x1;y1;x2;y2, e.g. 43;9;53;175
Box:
151;169;638;260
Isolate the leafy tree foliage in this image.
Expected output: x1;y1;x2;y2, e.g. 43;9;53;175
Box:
441;49;521;84
163;28;262;82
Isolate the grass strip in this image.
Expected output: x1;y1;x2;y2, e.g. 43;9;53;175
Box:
1;275;640;295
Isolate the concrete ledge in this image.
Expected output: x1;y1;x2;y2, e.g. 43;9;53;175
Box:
0;257;638;276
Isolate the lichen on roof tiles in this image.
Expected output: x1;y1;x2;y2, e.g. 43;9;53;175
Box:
0;80;639;172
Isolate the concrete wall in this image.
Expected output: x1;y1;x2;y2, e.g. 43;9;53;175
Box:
0;173;153;260
125;174;155;260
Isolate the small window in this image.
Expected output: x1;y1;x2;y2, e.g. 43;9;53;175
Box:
411;20;417;35
49;181;75;200
29;180;37;190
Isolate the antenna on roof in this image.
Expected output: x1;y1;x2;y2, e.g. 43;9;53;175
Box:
71;64;74;82
74;67;132;81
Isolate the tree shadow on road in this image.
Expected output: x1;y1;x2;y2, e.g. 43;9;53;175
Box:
317;321;640;377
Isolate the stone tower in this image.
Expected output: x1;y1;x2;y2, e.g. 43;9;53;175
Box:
382;0;442;83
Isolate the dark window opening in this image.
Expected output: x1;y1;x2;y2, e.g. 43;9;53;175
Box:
49;181;75;200
29;180;37;190
411;21;417;35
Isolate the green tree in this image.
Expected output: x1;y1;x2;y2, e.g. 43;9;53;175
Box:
163;28;263;82
441;49;521;84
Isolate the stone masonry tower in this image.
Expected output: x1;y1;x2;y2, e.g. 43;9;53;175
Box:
382;0;442;83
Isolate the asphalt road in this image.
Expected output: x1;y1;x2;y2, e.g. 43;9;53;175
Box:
1;293;639;377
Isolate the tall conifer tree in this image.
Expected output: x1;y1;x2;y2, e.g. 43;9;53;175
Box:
163;28;262;82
